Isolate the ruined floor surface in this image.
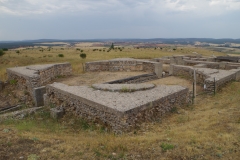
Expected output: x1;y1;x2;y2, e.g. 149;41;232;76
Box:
49;82;186;112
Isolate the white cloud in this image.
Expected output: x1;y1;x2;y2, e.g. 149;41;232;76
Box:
209;0;240;10
1;0;240;16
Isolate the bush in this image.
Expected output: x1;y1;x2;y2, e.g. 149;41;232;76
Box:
80;53;86;59
9;79;17;85
0;49;4;56
160;143;174;151
2;48;8;51
58;54;64;57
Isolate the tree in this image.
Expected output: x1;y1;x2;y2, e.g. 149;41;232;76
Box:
0;49;4;56
110;43;114;49
80;53;87;72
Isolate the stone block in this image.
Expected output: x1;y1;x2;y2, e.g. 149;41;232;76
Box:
170;57;176;64
33;86;46;107
219;62;226;69
175;57;184;65
193;64;207;68
235;70;240;81
154;63;163;78
50;107;64;119
43;93;49;106
0;81;3;91
169;65;174;75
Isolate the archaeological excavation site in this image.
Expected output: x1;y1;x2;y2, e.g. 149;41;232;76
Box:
1;54;240;132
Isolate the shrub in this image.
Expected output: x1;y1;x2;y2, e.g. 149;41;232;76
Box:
9;79;17;85
2;48;8;51
160;143;174;151
80;53;86;59
16;50;20;54
58;54;64;57
0;49;4;56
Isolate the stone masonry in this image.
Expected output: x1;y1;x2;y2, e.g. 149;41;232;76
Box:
85;58;163;78
170;64;240;94
7;63;72;106
45;82;190;132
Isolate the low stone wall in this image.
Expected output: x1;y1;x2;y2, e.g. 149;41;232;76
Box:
153;58;171;64
184;60;240;69
170;64;240;94
45;83;189;132
6;63;72;105
85;58;162;78
170;65;207;84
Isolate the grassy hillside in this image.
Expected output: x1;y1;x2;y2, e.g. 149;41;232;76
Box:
1;81;239;159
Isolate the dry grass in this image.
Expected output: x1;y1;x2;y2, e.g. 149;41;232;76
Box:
1;82;240;159
0;46;224;81
1;45;235;160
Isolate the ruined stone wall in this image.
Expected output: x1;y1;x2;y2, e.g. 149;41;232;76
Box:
85;59;158;73
45;85;189;132
170;64;240;94
184;60;240;69
38;63;72;85
170;65;207;84
7;63;72;97
204;74;236;93
152;58;171;64
184;60;220;68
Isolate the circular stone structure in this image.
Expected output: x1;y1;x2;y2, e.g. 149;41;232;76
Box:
92;83;155;92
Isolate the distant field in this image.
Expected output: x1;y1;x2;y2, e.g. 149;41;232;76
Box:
0;45;225;81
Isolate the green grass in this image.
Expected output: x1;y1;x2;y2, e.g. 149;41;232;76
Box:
160;143;175;151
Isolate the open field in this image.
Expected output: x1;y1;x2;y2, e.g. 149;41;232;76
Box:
0;46;225;81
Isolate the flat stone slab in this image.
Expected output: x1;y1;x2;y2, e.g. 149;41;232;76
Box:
48;82;187;113
92;83;155;92
7;62;70;78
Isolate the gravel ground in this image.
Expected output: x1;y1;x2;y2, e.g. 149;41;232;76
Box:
49;82;186;112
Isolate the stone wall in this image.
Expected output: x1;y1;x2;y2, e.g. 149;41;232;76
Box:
170;64;240;94
6;63;72;104
184;60;240;69
170;65;207;84
45;83;189;132
85;59;162;77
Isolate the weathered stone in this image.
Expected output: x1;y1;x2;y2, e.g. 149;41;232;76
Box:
33;86;46;107
50;107;65;119
171;64;240;94
154;62;163;78
193;64;207;68
46;82;190;131
0;81;3;91
6;63;72;103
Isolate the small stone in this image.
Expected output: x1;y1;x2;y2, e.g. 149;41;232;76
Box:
112;153;117;156
19;156;24;159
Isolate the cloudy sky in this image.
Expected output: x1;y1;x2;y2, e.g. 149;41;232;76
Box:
0;0;240;41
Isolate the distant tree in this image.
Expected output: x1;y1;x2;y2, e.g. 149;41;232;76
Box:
58;54;64;57
2;48;8;51
110;43;114;49
80;53;87;72
16;50;20;55
0;49;4;56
